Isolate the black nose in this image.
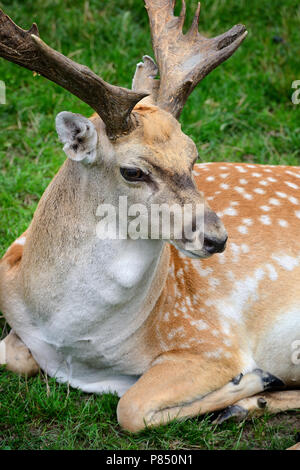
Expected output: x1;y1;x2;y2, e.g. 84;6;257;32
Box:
203;235;228;254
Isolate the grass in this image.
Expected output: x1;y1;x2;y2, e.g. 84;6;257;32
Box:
0;368;298;450
0;0;299;450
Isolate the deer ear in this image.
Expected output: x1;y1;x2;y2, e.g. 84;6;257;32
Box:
56;112;98;164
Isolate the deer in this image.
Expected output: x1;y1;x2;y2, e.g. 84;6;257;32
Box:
0;0;299;434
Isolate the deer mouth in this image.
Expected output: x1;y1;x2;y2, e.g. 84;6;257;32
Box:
169;241;212;260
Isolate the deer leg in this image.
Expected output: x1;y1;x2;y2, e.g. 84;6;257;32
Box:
117;352;284;432
215;390;300;424
0;330;39;377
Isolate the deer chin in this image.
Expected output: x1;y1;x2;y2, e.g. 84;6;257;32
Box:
168;240;212;260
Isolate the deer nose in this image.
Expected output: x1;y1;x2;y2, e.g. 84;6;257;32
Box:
203;235;228;254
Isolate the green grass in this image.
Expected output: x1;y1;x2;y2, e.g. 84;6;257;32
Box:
0;0;299;450
0;368;298;450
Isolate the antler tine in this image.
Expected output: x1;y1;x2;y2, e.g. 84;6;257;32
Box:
145;0;247;118
178;0;186;28
189;2;201;37
0;10;148;139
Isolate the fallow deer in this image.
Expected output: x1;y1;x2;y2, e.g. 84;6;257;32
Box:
0;1;299;433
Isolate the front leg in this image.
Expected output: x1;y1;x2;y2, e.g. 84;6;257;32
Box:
117;351;284;432
0;330;39;377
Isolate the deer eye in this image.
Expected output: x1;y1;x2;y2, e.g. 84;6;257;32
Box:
120;167;145;182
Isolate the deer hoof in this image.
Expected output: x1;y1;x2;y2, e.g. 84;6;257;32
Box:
213;405;249;425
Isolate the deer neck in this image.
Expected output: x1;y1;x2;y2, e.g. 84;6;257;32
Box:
23;160;169;346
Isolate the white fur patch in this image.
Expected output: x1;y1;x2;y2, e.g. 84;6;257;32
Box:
278;219;288;227
271;254;299;271
15;236;26;246
216;268;265;323
288;196;298;205
265;263;278;281
259;215;271;225
190;319;209;331
276;191;287;198
237;225;248;234
285;181;298;189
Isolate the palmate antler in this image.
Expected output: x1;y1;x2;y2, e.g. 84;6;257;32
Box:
0;10;147;139
144;0;247;118
0;3;247;135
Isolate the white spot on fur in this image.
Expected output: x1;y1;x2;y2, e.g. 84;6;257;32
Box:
234;186;244;194
224;207;238;216
237;225;248;234
225;271;235;281
224;351;232;358
271;254;299;271
242;218;253;226
220;320;231;335
236;166;247;173
266;263;278;281
241;243;250;253
167;326;185;339
230;242;240;262
269;198;280;206
259;215;271;225
288;196;298;205
190;319;209;331
278;219;288;227
276;191;287;198
204;349;223;359
285;181;299;189
261;205;270;212
254;188;266;194
285;170;300;178
194;263;213;278
208;277;220;288
218;252;226;264
206;176;215;182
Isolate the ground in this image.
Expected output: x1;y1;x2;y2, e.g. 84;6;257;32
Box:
0;0;299;450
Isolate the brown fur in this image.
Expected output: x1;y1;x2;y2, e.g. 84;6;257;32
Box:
3;244;23;268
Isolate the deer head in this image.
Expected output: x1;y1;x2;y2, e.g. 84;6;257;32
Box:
0;1;247;258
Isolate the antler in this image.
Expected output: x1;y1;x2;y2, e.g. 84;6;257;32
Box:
0;10;148;139
145;0;247;118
